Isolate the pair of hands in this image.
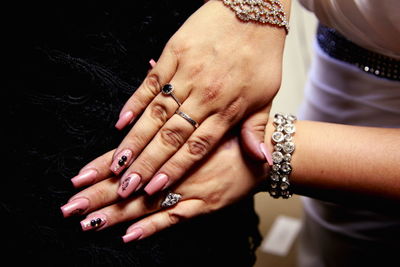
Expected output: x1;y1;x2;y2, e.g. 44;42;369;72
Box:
61;0;284;242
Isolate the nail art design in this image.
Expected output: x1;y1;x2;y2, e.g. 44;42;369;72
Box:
81;214;107;231
111;149;132;174
90;218;103;227
118;173;141;198
60;198;89;218
121;177;130;191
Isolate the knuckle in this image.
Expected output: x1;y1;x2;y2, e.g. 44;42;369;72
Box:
167;38;190;58
145;73;161;97
208;191;222;205
148;219;159;233
163;159;186;175
90;186;110;204
137;158;157;175
188;63;205;78
200;81;223;104
218;97;244;123
149;103;168;124
166;209;184;225
128;136;145;153
159;127;185;149
186;135;213;158
105;207;124;221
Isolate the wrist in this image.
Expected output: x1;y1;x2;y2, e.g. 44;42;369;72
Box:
218;0;291;34
264;113;297;198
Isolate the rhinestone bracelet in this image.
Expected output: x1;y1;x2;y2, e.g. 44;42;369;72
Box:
268;113;297;198
221;0;289;34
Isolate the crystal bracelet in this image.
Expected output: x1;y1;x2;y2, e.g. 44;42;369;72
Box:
221;0;289;34
268;113;297;198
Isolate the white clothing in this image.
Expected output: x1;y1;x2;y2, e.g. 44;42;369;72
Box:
298;42;400;266
298;0;400;59
296;1;400;266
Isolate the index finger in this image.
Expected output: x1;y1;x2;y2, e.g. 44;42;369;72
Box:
115;45;178;130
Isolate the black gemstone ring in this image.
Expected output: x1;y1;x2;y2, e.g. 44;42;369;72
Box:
161;84;182;106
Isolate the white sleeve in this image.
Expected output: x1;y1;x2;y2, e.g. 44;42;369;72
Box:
298;0;400;59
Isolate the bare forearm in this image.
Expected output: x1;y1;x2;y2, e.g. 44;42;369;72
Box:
265;120;400;202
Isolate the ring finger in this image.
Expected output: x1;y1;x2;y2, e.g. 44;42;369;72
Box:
110;78;192;175
75;181;188;232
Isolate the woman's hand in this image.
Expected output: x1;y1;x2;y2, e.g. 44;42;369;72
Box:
110;0;287;197
61;133;269;242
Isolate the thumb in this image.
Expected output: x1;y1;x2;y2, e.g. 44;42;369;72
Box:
240;104;273;165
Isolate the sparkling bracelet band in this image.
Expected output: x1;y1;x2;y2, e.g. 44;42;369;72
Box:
221;0;289;34
268;113;297;198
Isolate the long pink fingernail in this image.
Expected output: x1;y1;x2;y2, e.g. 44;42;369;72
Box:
118;173;141;198
110;149;133;175
81;214;107;231
60;198;89;218
149;59;157;68
122;227;143;243
71;169;98;188
144;173;169;195
115;111;134;130
260;143;273;166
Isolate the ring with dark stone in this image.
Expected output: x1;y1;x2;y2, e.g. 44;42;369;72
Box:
161;84;182;106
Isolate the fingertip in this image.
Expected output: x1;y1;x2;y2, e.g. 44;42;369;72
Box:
60;197;90;218
115;111;134;130
122;227;144;243
260;142;273;166
144;174;169;196
241;129;266;162
117;173;141;198
71;169;98;188
149;59;157;68
110;149;133;175
80;214;107;231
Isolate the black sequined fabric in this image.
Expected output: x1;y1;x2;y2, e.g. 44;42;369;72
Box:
4;1;261;266
317;24;400;81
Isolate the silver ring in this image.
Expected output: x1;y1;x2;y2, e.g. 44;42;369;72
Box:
175;110;199;128
161;84;182;106
161;192;182;208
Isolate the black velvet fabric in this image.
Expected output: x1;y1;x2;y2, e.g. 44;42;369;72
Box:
4;1;261;266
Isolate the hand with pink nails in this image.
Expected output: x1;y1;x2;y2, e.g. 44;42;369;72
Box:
61;132;270;241
109;0;288;198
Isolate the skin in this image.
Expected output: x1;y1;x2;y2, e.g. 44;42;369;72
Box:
62;119;400;241
66;132;268;239
61;0;400;241
109;0;291;196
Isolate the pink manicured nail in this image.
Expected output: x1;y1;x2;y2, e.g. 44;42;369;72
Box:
149;59;157;68
122;227;144;243
71;169;98;188
110;149;133;175
260;143;273;166
81;214;107;231
60;198;89;218
144;173;169;195
118;173;141;198
115;111;134;130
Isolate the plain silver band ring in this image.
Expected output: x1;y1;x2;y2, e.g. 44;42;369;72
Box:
161;192;182;208
161;84;182;106
175;110;199;128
